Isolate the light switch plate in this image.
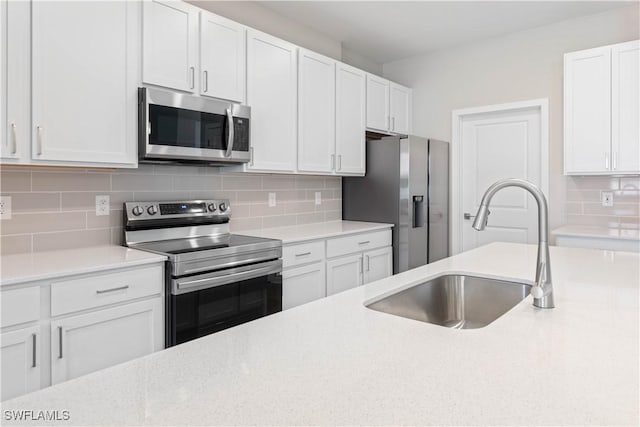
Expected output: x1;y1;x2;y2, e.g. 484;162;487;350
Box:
95;195;110;216
601;191;614;207
0;196;12;220
315;191;321;206
268;192;276;207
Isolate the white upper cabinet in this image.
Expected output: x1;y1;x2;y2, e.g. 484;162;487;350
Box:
143;0;198;93
199;11;246;103
31;1;138;167
390;82;411;134
366;74;390;132
246;29;298;172
564;40;639;175
611;40;640;173
564;46;612;174
335;62;366;175
298;49;336;173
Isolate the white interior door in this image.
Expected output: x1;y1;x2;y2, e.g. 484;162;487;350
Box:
459;106;543;252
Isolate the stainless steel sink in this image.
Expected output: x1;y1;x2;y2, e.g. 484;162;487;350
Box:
366;274;531;329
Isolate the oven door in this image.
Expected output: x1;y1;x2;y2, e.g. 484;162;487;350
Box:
139;87;250;164
168;259;282;346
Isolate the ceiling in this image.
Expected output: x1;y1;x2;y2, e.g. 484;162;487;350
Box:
261;1;634;64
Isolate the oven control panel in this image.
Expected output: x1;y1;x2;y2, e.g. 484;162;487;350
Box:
124;199;231;221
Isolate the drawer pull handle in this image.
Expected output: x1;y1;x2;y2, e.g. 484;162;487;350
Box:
295;252;311;257
358;241;370;245
96;285;129;294
32;334;37;368
58;327;63;359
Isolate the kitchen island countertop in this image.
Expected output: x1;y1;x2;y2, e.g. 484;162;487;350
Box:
1;242;638;426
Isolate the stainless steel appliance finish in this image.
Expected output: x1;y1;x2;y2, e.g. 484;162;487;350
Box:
138;87;251;165
343;136;449;274
124;199;282;347
366;274;531;329
473;178;555;309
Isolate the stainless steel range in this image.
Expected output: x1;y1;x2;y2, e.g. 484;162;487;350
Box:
123;199;282;347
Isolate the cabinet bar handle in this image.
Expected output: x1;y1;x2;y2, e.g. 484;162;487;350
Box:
391;117;395;131
36;126;43;155
358;240;370;245
58;327;63;359
331;154;335;170
96;285;129;294
613;151;618;170
366;255;370;272
295;252;311;257
190;66;195;89
10;123;17;154
31;334;37;368
359;256;363;274
337;155;342;171
203;70;208;92
250;147;254;166
605;152;610;170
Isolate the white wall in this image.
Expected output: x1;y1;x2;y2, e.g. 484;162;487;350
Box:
382;4;640;233
188;0;342;60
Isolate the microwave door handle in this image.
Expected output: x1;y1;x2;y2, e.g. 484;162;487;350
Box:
225;107;234;158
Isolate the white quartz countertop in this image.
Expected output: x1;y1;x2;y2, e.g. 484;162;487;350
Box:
2;242;639;426
240;220;393;244
553;225;640;241
0;246;167;287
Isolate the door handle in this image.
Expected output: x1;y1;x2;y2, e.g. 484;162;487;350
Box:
337;155;342;171
36;126;43;155
613;151;618;170
331;154;335;170
96;285;129;294
31;334;37;368
365;255;370;272
203;70;208;92
359;256;363;274
463;213;475;220
391;117;395;131
189;66;195;89
58;327;63;359
605;152;610;170
249;147;254;166
225;107;234;157
10;123;17;154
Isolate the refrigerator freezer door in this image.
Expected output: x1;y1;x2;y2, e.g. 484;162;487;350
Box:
428;139;449;262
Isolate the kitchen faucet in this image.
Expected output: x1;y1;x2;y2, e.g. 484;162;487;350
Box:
472;178;555;309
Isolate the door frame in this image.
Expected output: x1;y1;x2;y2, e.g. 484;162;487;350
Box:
450;98;549;255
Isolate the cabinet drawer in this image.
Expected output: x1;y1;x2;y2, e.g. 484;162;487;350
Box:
51;265;163;317
282;240;325;268
326;229;391;258
1;287;40;328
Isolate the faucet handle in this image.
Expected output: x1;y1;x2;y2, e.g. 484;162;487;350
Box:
531;285;546;299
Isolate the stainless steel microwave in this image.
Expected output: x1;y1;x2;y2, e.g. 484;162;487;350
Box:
138;87;250;164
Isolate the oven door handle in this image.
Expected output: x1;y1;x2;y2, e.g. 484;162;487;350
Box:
225;107;234;158
174;260;281;295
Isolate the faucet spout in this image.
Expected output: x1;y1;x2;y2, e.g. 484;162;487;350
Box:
472;178;555;309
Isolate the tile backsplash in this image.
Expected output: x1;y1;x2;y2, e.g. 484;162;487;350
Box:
0;165;342;255
565;176;640;229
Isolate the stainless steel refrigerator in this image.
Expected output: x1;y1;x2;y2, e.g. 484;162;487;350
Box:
343;136;449;274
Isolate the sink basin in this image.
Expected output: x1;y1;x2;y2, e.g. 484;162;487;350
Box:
366;274;531;329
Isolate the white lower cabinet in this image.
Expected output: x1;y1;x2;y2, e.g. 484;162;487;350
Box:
51;298;163;385
326;254;363;296
363;246;393;284
282;262;326;310
1;326;40;401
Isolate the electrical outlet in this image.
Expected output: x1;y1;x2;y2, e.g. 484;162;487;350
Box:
601;191;614;207
268;192;276;207
95;195;110;216
315;191;322;206
0;196;12;220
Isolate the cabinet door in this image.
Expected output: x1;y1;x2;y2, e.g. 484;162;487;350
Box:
143;0;197;92
564;47;612;174
2;0;29;163
31;1;138;166
363;246;393;285
51;298;163;385
1;326;40;401
298;49;335;173
366;74;390;132
335;62;366;175
282;262;326;310
246;29;297;172
200;11;245;103
390;83;411;134
612;40;640;173
326;254;362;296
